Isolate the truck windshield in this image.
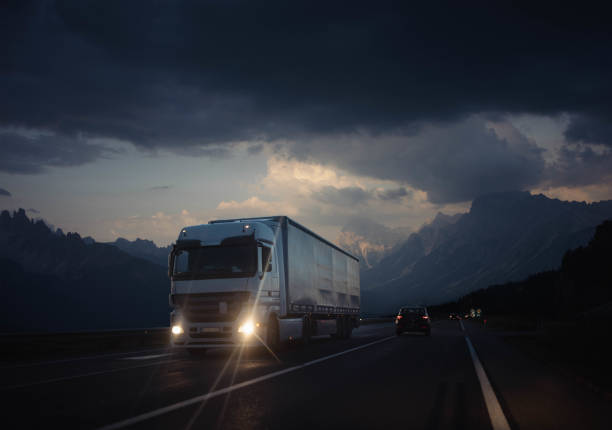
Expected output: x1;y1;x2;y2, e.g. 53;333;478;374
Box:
172;245;256;279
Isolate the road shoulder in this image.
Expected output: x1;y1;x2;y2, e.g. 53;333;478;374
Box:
465;321;612;430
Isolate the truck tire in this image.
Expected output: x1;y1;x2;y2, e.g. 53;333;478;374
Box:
344;317;353;339
334;317;345;339
302;316;311;345
267;315;280;352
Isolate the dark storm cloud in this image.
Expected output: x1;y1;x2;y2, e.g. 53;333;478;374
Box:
312;186;371;207
0;188;11;197
564;115;612;147
545;144;612;188
375;188;411;201
3;1;610;143
291;118;546;204
1;1;610;199
247;144;265;156
0;131;117;174
312;185;412;207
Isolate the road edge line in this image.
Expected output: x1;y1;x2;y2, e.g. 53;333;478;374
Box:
465;336;512;430
96;336;395;430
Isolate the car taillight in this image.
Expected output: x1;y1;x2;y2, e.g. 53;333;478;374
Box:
396;315;403;319
422;315;429;320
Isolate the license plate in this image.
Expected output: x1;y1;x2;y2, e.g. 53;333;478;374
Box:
201;327;220;333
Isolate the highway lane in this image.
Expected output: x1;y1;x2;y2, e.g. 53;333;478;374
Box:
1;320;610;429
0;324;384;390
122;321;491;430
464;322;612;430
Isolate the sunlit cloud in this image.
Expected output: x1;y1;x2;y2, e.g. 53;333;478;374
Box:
216;196;298;217
106;209;207;244
532;183;612;203
217;156;469;242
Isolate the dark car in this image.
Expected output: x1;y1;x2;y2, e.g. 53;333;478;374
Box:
395;306;431;336
448;312;461;320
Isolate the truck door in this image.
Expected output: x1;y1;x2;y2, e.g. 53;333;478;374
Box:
260;245;280;295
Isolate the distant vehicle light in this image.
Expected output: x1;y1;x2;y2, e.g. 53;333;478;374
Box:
171;325;184;335
238;320;255;335
422;315;429;319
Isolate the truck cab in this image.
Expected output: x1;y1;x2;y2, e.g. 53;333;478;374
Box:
169;220;281;352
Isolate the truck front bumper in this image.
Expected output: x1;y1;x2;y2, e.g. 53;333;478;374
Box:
170;321;266;349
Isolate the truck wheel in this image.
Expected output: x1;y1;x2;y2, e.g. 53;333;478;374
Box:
302;316;311;345
267;316;280;352
334;317;345;339
344;317;353;339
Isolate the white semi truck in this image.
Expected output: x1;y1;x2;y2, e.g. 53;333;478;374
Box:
168;216;360;354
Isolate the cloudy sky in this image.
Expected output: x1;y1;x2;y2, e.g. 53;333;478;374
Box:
1;0;611;245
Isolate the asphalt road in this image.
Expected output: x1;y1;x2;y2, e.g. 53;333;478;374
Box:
1;320;610;430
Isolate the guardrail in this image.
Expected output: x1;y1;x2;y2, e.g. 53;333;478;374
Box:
359;317;394;325
0;318;395;361
0;328;171;361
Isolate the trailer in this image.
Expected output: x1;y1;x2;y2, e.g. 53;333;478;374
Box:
168;216;360;353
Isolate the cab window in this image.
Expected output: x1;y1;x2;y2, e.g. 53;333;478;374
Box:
261;246;273;272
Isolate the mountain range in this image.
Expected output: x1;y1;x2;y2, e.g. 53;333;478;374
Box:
0;209;170;332
2;190;612;330
437;219;612;319
335;217;411;269
102;238;172;267
362;191;612;315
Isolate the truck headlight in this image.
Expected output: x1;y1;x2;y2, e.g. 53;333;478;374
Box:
238;320;255;335
172;325;184;335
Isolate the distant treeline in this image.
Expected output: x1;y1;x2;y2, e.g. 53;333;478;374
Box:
432;219;612;319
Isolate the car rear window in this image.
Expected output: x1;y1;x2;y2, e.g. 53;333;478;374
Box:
400;308;425;315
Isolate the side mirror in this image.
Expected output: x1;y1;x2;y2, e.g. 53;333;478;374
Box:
257;246;264;279
168;246;175;279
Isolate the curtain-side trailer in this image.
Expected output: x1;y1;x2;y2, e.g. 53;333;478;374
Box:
168;216;360;354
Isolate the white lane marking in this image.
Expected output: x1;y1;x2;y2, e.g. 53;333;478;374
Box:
97;336;396;430
0;348;170;370
1;360;178;391
121;353;173;361
465;337;511;430
459;320;465;331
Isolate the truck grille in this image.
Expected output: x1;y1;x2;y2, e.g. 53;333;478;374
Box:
174;292;250;323
190;332;232;339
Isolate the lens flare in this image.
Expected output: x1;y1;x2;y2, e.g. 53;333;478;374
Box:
238;320;255;335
